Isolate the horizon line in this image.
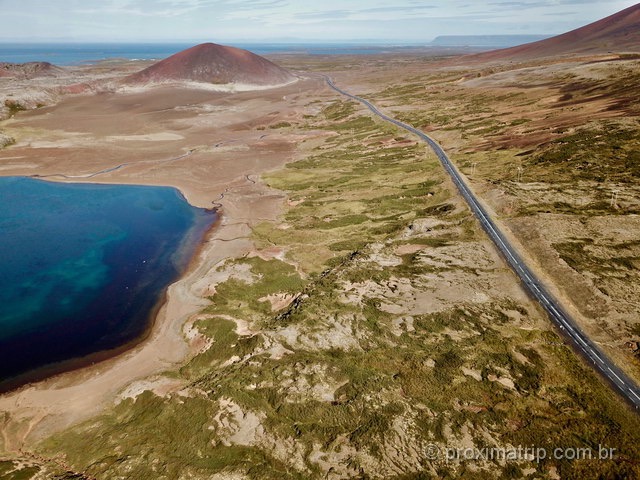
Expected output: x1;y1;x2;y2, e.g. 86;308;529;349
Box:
0;35;553;46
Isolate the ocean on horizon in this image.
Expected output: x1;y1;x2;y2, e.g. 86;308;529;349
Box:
0;42;422;66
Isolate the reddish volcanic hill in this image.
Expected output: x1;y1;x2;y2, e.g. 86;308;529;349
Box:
125;43;295;87
0;62;63;79
467;4;640;62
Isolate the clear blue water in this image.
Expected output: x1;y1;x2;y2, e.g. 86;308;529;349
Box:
0;176;215;390
0;42;419;66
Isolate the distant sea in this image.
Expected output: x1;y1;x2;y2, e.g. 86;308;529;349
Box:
0;43;425;66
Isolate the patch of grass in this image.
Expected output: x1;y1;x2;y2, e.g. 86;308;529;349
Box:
327;238;367;252
0;463;41;480
322;100;357;121
528;121;640;182
4;99;26;116
0;131;15;148
43;392;305;479
554;239;639;277
204;257;306;321
269;121;292;129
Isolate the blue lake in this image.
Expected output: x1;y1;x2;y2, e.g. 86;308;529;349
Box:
0;177;216;390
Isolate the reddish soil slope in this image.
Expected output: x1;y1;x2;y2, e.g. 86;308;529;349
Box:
125;43;295;86
467;4;640;62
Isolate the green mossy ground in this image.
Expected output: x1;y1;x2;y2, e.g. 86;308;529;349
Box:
28;90;640;479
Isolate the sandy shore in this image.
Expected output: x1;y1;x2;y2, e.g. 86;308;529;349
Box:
0;69;327;449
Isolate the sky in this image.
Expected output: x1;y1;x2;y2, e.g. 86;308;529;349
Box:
0;0;638;43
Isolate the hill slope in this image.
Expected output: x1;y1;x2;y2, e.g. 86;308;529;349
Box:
0;62;63;79
469;3;640;61
124;43;295;87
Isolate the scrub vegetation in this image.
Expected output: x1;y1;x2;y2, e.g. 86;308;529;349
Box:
355;53;640;391
32;93;640;479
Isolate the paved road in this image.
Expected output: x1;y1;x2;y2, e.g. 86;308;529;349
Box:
325;76;640;410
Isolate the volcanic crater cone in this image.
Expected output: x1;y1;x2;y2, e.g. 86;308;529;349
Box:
124;42;295;87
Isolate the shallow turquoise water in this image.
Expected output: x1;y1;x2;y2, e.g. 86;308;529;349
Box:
0;177;215;389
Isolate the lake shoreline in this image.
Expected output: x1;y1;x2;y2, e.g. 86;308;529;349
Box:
0;179;248;448
0;179;220;394
0;71;313;451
